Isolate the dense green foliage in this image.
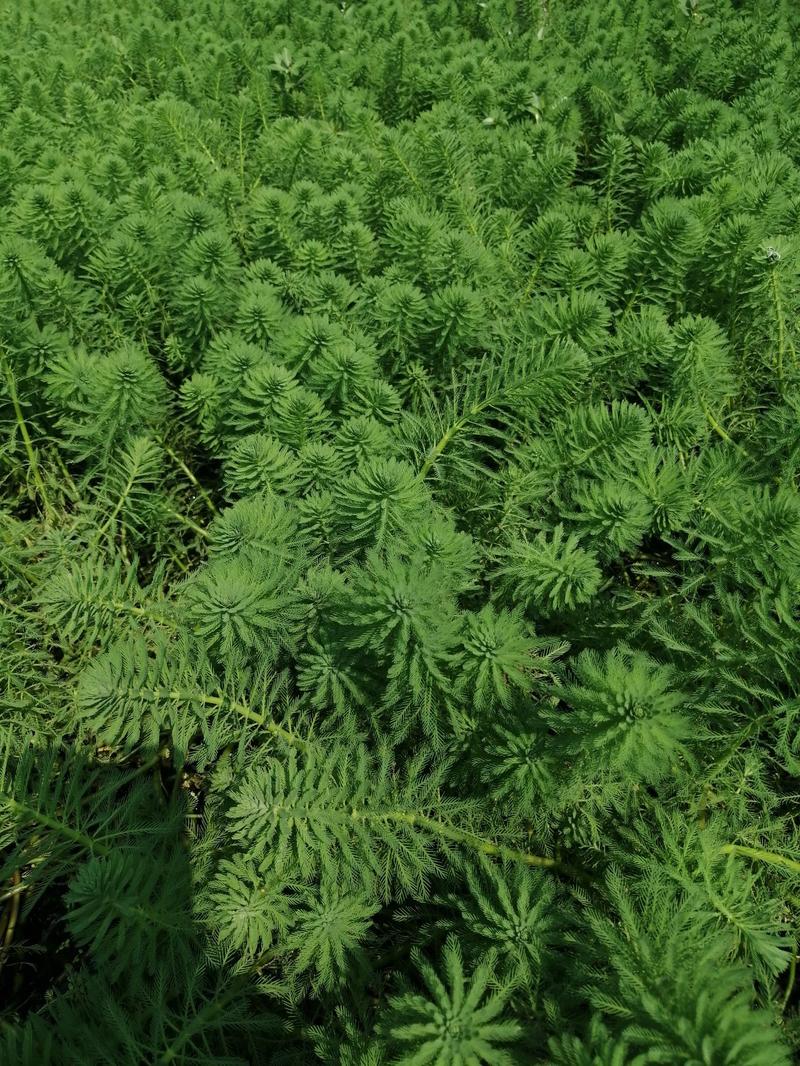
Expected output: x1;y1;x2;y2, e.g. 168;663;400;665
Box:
2;0;800;1060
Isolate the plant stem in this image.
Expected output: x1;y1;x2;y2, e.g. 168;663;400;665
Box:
1;353;53;521
167;508;209;539
720;843;800;875
0;871;21;977
4;796;111;856
163;442;218;515
699;397;746;454
158;945;283;1064
771;269;787;385
782;944;798;1013
161;689;307;749
381;809;583;877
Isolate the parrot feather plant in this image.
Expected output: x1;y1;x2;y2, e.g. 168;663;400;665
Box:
1;0;800;1061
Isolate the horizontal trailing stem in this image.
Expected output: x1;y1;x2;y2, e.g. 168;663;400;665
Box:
720;843;800;875
160;689;307;749
3;796;111;857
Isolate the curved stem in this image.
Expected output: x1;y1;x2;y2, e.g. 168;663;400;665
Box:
699;397;746;454
0;871;21;978
1;353;53;522
162;442;218;515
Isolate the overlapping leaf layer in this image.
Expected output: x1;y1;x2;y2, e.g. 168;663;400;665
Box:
2;0;800;1061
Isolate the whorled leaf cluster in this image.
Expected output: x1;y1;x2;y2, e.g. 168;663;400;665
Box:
2;0;800;1062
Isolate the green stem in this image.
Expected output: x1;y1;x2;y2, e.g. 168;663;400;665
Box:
720;843;800;875
771;269;787;385
699;397;746;454
158;945;282;1063
0;595;30;620
167;509;209;539
112;601;175;627
238;110;247;199
4;797;111;857
1;353;53;521
157;807;574;1062
380;810;576;874
782;945;798;1013
94;463;140;543
157;810;576;1060
161;109;220;170
387;137;424;194
161;689;306;749
417;393;495;481
52;449;81;503
517;258;543;306
162;443;218;515
704;713;768;789
0;879;29;905
621;280;642;317
418;418;465;480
